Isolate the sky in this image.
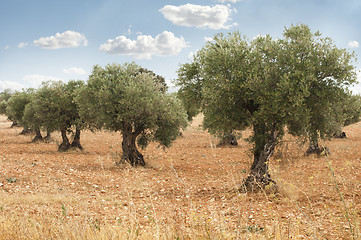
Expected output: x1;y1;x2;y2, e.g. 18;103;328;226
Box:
1;0;361;93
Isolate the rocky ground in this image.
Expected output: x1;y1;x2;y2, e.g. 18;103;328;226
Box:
0;114;360;239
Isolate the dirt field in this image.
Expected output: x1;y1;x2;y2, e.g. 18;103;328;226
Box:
0;114;360;239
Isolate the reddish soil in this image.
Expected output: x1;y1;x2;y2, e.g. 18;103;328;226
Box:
0;114;360;239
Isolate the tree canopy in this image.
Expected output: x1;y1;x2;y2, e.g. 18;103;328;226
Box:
6;89;33;128
76;62;187;166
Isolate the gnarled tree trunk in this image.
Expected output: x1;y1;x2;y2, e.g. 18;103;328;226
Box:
121;123;145;166
58;127;71;152
71;127;83;150
31;127;43;142
242;124;277;193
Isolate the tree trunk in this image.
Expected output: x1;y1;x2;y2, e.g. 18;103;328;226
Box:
304;135;330;156
11;120;18;128
58;127;70;151
44;131;52;142
241;124;277;193
20;127;32;135
218;132;238;146
71;127;83;150
31;127;43;142
121;124;145;166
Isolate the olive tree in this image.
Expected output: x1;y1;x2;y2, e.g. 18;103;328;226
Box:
6;89;33;134
0;89;12;114
32;80;85;151
0;89;17;127
76;63;187;166
176;24;357;192
282;25;357;155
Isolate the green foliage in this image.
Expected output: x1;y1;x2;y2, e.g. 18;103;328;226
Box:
32;80;84;133
76;62;187;150
5;89;33;127
175;24;357;188
22;99;41;132
176;24;357;148
282;24;357;144
343;94;361;126
175;61;203;121
0;89;13;114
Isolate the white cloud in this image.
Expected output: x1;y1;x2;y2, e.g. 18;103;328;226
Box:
0;81;26;92
33;31;88;49
348;41;359;48
99;31;187;59
188;51;195;59
159;4;235;30
18;42;29;48
218;0;242;2
204;37;214;42
23;74;62;88
4;45;10;50
63;67;87;75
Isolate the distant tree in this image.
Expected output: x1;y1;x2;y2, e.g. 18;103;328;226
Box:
0;89;13;114
32;80;85;151
343;94;361;126
0;89;17;126
332;94;361;138
176;61;203;121
176;24;357;192
76;63;187;166
22;99;44;142
176;59;238;146
282;25;357;155
5;89;33;134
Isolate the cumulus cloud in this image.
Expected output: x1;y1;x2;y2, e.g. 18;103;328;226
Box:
348;41;359;48
63;67;87;75
23;74;62;88
34;31;88;49
159;4;235;30
18;42;29;48
99;31;187;59
0;81;25;92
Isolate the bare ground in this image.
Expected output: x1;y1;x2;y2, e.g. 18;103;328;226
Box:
0;114;360;239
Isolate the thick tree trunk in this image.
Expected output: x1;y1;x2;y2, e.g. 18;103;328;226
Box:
241;124;277;193
31;127;43;142
71;127;83;150
304;135;330;156
121;124;145;166
58;127;71;152
218;132;238;146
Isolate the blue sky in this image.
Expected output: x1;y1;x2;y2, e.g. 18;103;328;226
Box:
1;0;361;93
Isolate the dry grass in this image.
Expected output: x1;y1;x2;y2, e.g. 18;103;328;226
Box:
0;114;361;239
